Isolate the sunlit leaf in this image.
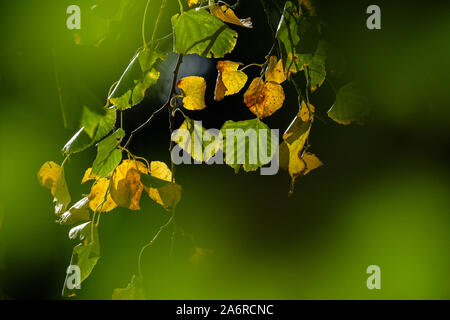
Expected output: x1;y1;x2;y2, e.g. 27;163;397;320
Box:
299;101;315;122
265;56;286;84
210;5;253;28
172;118;221;163
145;162;182;210
221;118;277;172
109;48;166;110
62;107;117;155
58;197;90;225
91;129;125;178
88;178;118;213
244;77;285;118
110;160;148;211
328;82;370;125
38;161;71;215
214;61;248;101
177;76;207;111
172;9;238;58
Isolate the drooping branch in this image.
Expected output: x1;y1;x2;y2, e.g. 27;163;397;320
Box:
123;54;184;149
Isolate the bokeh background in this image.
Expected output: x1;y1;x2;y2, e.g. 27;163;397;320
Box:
0;0;449;300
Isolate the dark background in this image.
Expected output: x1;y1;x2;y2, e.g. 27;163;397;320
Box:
0;0;449;299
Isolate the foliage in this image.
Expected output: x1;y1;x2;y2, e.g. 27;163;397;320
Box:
38;0;368;299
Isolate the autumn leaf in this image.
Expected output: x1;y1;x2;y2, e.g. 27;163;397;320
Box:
110;160;148;211
265;56;287;84
244;77;285;118
186;0;200;7
87;178;117;213
210;5;253;28
302;152;323;175
177;76;207;110
38;161;71;215
145;162;182;210
214;61;248;101
299;101;315;122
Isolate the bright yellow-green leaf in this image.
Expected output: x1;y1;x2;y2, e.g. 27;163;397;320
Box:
38;161;71;215
177;76;207;110
110;160;148;211
88;178;117;213
146;161;182;210
299;101;315;122
214;61;248;101
265;56;286;84
210;5;253;28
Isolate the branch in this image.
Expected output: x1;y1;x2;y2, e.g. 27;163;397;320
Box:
123;54;184;149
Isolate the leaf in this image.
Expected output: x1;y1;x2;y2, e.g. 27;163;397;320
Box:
110;160;148;211
69;221;92;241
187;0;200;7
299;101;315;122
92;129;125;178
172;118;221;163
281;117;322;187
244;77;285;118
328;82;370;125
109;49;166;110
172;9;238;58
214;61;248;101
58;197;90;225
210;5;253;28
177;76;207;111
88;178;118;213
265;56;287;84
221;118;277;172
277;1;325;83
112;275;146;300
62;107;117;155
37;161;71;215
145;162;182;210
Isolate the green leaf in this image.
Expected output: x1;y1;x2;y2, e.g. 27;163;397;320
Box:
112;275;146;300
221;118;277;172
62;107;117;155
109;48;166;111
172;118;221;163
63;222;100;297
277;0;325;87
172;9;238;58
58;197;90;226
328;83;370;125
92;129;125;178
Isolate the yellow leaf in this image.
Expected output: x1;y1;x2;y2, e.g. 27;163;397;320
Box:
299;101;315;122
81;168;98;184
303;153;323;175
88;178;117;213
187;0;199;7
146;161;182;210
110;160;148;211
283;119;312;183
214;61;248;101
177;76;207;111
38;161;71;215
265;56;286;84
244;77;285;119
210;5;253;28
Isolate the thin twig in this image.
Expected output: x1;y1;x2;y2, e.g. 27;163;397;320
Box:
123;54;184;149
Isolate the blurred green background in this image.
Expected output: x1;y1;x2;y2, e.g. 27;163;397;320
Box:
0;0;449;300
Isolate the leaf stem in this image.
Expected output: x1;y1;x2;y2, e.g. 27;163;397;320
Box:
150;0;168;47
177;0;184;13
142;0;152;49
